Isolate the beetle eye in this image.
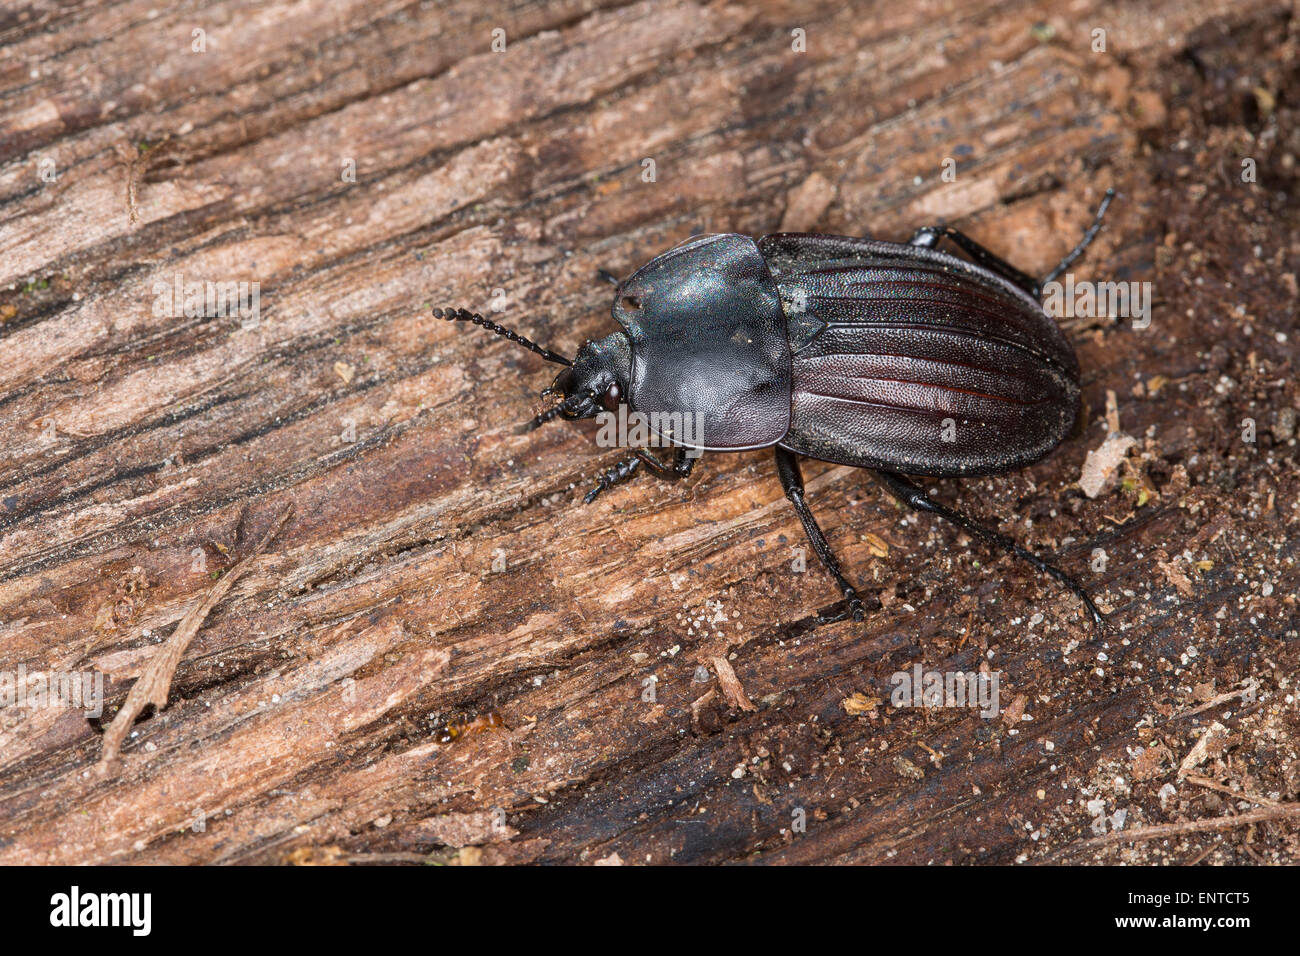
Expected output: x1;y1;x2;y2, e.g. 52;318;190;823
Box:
601;382;623;411
620;295;642;311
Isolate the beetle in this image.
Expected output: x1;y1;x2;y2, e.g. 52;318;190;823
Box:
435;189;1115;630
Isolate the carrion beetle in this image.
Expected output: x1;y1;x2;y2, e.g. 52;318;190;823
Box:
436;190;1115;630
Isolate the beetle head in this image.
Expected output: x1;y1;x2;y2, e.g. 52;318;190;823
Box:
544;332;632;422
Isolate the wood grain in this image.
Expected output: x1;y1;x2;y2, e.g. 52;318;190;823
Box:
1;0;1297;865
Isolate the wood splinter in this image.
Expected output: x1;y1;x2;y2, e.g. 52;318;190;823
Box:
96;504;294;773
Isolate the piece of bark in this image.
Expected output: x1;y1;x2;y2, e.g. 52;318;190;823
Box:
711;656;757;712
97;505;293;772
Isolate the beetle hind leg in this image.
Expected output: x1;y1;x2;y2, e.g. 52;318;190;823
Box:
584;447;697;504
775;447;867;623
871;470;1105;632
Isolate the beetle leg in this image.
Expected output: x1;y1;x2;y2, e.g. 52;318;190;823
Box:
584;447;697;504
1039;188;1116;292
774;447;867;622
870;470;1105;631
584;455;642;504
913;190;1116;298
907;226;942;249
595;268;620;287
909;226;1040;298
637;445;697;480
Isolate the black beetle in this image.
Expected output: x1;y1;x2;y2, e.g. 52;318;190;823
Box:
435;190;1115;630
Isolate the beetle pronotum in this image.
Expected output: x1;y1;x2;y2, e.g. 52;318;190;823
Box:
436;190;1116;631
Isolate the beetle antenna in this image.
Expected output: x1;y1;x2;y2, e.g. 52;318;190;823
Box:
433;307;572;367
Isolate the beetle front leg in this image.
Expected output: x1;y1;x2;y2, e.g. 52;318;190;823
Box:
774;447;866;622
637;445;697;481
870;470;1105;631
584;455;642;504
584;447;697;504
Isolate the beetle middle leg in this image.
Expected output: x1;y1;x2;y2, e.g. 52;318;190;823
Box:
908;226;1040;299
1039;188;1116;291
774;447;866;622
870;470;1104;631
584;446;697;504
910;189;1116;298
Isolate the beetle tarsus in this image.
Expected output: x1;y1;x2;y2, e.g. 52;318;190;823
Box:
583;447;698;504
816;593;867;624
596;268;620;287
519;401;565;433
585;456;642;504
775;447;868;623
871;470;1105;632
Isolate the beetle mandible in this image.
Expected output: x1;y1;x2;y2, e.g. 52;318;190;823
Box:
435;190;1115;630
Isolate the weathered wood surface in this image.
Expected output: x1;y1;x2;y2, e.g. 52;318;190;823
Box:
0;0;1297;865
